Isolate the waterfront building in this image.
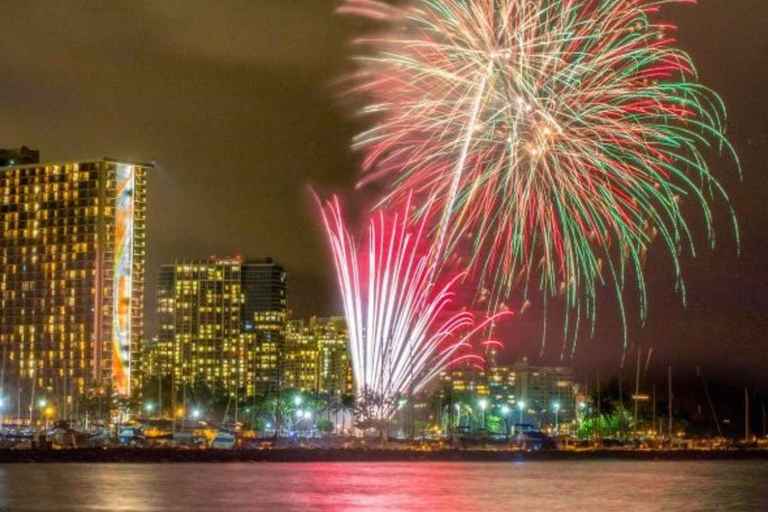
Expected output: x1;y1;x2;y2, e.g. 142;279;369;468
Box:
156;257;286;400
488;364;516;405
438;356;577;431
284;319;319;394
0;157;149;417
141;336;165;385
244;259;287;397
284;316;352;396
440;364;490;397
315;317;353;397
513;358;577;429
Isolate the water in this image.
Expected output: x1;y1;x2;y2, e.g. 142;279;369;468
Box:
0;461;765;512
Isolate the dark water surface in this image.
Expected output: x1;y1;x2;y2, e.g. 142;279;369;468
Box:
0;461;765;512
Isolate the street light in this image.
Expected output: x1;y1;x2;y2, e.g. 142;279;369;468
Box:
293;394;303;434
36;399;48;426
517;401;526;431
478;399;488;432
501;405;511;441
191;409;201;420
552;402;561;433
144;403;154;417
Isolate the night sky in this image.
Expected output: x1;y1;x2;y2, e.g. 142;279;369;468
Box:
0;1;765;388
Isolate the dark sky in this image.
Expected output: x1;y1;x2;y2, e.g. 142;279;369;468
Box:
0;1;765;388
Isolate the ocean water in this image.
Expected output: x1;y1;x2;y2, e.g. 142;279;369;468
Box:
0;460;765;512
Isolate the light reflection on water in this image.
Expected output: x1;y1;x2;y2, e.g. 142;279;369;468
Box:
0;461;765;512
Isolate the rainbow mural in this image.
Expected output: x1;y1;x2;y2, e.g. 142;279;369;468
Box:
113;164;135;396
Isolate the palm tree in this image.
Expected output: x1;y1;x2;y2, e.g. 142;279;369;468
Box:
340;394;355;437
327;394;342;435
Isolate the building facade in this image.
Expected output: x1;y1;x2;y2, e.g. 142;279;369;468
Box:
315;317;353;397
243;259;287;397
0;158;148;417
155;257;286;401
284;316;352;397
440;364;490;397
514;358;577;429
438;357;577;431
284;319;319;394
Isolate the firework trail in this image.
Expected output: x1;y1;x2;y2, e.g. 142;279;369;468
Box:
318;194;512;420
340;0;738;352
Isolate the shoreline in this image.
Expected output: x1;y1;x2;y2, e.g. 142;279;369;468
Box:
1;448;768;463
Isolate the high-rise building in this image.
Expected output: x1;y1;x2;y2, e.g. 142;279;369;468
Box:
157;259;245;399
440;363;490;396
284;319;319;394
438;355;576;431
243;259;287;397
156;257;286;400
315;317;353;397
141;335;165;385
0;158;148;416
488;364;516;404
513;358;577;429
284;316;352;396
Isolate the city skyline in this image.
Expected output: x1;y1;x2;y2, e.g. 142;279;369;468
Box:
0;0;765;390
0;4;765;511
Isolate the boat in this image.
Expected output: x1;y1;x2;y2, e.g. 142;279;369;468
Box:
211;430;236;450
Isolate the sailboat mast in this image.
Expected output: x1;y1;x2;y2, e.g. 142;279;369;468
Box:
745;387;749;442
667;366;672;439
634;347;641;438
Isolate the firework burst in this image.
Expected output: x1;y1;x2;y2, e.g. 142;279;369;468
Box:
341;0;738;351
318;194;511;420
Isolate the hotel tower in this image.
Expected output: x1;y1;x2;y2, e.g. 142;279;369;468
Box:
155;257;286;403
0;154;149;418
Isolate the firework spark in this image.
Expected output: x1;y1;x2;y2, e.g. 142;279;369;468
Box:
342;0;738;351
318;194;511;420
